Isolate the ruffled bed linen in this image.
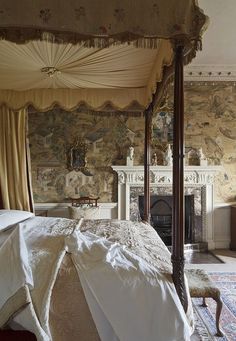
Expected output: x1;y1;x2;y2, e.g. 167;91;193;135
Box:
0;216;194;341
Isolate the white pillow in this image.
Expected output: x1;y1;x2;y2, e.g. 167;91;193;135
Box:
68;206;101;220
0;210;34;230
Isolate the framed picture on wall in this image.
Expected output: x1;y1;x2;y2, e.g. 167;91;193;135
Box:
68;138;87;172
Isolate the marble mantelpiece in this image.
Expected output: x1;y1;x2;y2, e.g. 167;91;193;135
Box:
112;165;222;249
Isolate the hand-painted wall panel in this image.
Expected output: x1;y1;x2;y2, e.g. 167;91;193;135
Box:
28;109;144;202
28;83;236;203
184;83;236;203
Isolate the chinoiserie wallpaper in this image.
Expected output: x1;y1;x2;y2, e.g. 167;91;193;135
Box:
28;82;236;203
28;109;145;203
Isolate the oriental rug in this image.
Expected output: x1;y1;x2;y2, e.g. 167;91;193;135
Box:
193;272;236;341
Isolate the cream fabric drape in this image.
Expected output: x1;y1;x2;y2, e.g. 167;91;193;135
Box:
0;39;173;111
0;105;33;211
0;40;162;91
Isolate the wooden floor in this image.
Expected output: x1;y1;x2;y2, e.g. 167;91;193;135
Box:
186;249;236;272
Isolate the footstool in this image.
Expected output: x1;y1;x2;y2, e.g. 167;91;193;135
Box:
185;268;224;337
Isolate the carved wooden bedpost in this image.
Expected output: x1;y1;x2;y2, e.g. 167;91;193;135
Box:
171;40;188;312
143;105;152;223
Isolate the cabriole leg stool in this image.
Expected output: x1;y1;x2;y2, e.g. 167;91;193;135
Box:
185;268;224;337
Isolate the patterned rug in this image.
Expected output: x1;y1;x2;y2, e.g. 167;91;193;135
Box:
193;272;236;341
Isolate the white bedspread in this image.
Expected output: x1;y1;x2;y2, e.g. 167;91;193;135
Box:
0;216;77;341
0;216;193;341
69;230;192;341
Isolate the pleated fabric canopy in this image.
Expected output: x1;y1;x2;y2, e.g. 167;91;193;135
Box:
0;0;208;111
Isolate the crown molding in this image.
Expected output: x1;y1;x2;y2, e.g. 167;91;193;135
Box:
184;64;236;82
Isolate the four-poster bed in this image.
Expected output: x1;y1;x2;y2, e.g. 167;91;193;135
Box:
0;0;208;339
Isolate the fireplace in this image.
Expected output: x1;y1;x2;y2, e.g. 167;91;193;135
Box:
139;195;194;246
111;165;222;250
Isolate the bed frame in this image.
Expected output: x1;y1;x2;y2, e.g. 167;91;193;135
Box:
143;43;188;311
0;1;207;312
0;39;188;311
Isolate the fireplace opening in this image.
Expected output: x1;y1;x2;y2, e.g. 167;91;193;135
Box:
139;195;194;246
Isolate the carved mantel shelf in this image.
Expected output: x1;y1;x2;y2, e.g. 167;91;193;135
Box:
112;165;222;250
111;165;222;185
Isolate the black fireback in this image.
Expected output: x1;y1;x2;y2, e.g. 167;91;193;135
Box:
139;195;194;246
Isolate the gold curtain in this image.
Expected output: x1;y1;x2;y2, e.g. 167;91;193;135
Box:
0;105;33;211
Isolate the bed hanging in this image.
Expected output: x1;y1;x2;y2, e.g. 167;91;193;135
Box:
0;0;208;311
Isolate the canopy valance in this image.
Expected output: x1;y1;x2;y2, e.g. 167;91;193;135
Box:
0;0;206;47
0;0;207;111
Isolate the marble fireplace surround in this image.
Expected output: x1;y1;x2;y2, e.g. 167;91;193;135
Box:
112;166;222;250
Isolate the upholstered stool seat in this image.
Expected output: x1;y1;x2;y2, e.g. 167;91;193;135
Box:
185;268;223;337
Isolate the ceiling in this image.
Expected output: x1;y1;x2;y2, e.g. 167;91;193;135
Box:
185;0;236;81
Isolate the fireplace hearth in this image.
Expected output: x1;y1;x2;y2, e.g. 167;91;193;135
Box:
139;195;194;246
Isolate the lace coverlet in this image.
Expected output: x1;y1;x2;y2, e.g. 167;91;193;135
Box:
80;219;172;274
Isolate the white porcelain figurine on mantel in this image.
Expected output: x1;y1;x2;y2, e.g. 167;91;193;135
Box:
126;146;134;166
164;144;173;166
151;152;158;166
198;147;208;166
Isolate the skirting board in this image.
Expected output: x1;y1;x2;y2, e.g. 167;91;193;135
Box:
214;240;231;249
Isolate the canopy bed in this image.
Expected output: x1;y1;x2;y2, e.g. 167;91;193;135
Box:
0;0;208;339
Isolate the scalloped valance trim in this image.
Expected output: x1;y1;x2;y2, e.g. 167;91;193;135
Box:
0;97;146;113
27;103;144;116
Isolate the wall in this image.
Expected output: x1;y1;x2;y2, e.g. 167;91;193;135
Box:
28;82;236;204
28;108;144;203
152;82;236;204
184;83;236;203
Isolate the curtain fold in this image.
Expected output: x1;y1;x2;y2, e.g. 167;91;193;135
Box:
0;105;34;212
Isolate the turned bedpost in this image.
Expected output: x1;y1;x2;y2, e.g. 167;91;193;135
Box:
143;106;152;223
171;42;188;312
